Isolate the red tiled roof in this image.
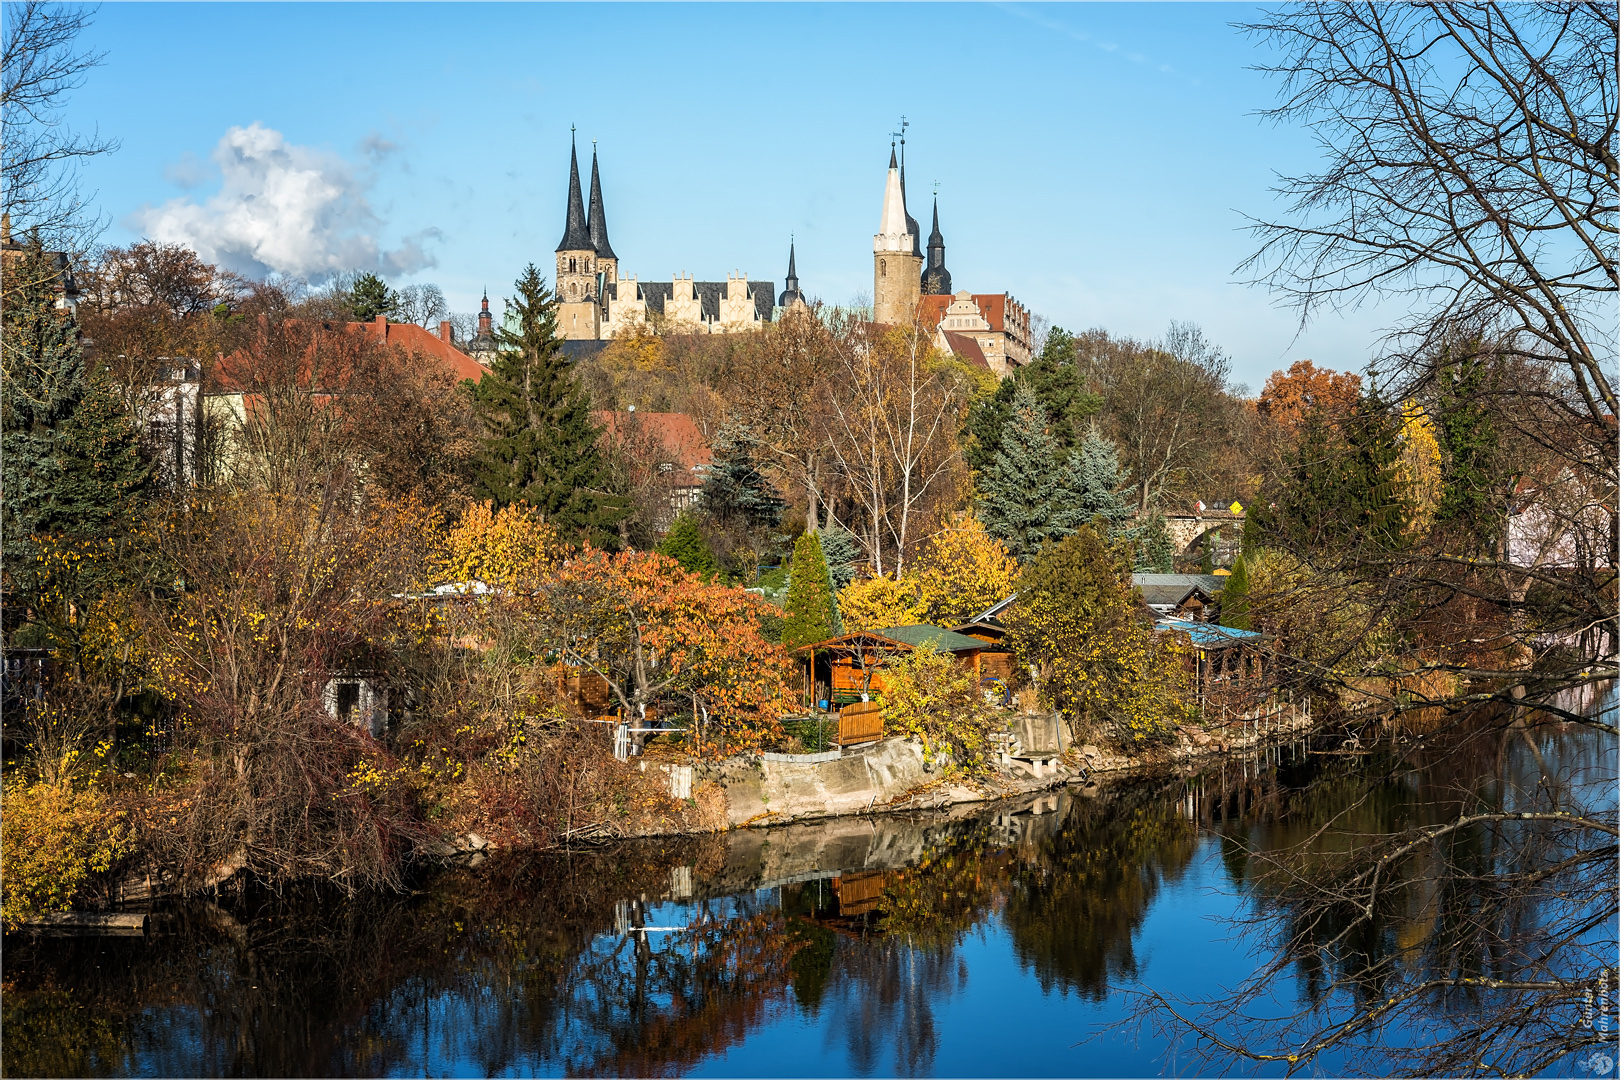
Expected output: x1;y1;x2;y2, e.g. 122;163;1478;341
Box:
973;294;1006;333
917;295;952;328
358;317;490;383
940;331;991;370
213;317;491;393
591;411;712;488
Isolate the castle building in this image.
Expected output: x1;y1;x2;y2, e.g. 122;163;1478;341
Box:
867;138;1030;376
551;135;778;340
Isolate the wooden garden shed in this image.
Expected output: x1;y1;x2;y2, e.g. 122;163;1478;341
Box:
796;625;986;709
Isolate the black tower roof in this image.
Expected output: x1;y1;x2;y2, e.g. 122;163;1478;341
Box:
900;142;922;258
922;196;952;295
586;147;616;260
778;240;804;307
556;133;592;252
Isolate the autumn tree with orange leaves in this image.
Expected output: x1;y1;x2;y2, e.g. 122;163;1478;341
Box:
535;548;789;756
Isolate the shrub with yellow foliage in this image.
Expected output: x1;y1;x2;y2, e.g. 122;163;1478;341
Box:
880;643;1000;775
1;776;131;929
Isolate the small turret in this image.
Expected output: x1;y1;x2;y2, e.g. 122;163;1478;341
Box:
778;240;805;308
922;196;952;295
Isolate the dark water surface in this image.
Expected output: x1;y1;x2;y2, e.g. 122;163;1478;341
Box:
6;704;1614;1077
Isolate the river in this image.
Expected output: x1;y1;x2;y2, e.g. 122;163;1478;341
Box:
5;696;1614;1077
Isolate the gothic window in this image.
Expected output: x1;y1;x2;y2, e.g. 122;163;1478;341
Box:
880;259;887;277
569;258;577;272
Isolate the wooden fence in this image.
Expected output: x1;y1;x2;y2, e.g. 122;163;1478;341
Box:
837;700;884;747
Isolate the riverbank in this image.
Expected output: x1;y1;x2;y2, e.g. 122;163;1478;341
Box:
422;702;1320;857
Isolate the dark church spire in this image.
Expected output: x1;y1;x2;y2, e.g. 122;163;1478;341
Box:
586;142;616;260
778;238;804;307
899;132;921;258
922;195;952;295
556;128;591;252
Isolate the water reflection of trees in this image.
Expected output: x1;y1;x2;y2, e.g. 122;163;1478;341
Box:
1146;698;1618;1077
1002;785;1199;998
4;781;1223;1078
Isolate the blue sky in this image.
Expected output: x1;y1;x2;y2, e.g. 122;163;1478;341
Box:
69;2;1396;390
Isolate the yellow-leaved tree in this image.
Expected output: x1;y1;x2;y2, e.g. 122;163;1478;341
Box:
911;512;1019;627
837;573;924;633
1396;399;1443;538
1006;526;1192;744
437;500;558;591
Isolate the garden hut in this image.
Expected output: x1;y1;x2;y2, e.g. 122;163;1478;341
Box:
796;625;985;708
1156;618;1269;717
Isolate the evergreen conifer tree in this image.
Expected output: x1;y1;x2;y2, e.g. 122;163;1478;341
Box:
347;272;397;322
656;513;717;580
1259;390;1409;553
2;239;152;580
964;327;1100;472
1073;428;1132;533
471;265;627;546
781;531;836;650
817;525;860;593
1132;514;1175;573
977;381;1084;561
700;423;785;529
1220;554;1252;630
1433;347;1501;549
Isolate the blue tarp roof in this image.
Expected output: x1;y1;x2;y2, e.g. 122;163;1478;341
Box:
1156;618;1263;649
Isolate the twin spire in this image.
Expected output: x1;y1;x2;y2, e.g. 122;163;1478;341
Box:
557;129;614;257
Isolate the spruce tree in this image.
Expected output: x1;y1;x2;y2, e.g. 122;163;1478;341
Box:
781;531;836;649
657;513;717;580
817;525;860;593
964;327;1099;471
471;265;628;546
2;240;151;579
977;380;1084;561
1073;427;1132;533
700;423;784;529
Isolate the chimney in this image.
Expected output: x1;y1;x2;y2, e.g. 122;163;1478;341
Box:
439;320;453;345
375;314;387;336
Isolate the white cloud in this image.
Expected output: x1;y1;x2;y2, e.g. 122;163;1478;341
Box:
132;123;437;281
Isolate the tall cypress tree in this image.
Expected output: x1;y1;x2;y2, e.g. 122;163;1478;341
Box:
2;240;151;581
471;265;627;546
782;531;836;649
977;380;1085;561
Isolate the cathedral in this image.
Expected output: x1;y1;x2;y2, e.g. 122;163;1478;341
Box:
551;135;783;341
